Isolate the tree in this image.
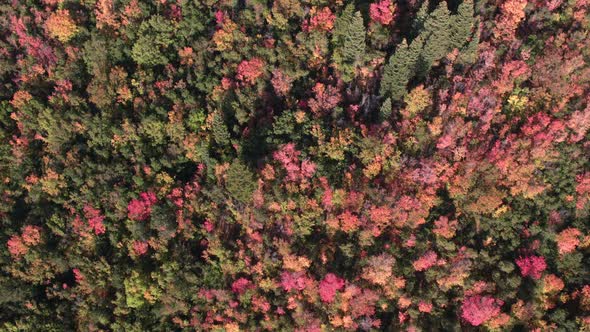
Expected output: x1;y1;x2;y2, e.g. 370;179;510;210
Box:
344;11;365;59
225;160;257;203
332;5;366;82
131;16;175;66
212;111;231;147
461;296;504;327
450;0;476;50
417;2;452;78
343;11;366;82
379;39;419;101
45;10;78;43
380;0;475;100
379;97;392;121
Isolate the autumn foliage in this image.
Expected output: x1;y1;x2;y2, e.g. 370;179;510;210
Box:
1;0;590;330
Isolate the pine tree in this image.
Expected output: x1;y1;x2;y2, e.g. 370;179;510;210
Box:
332;5;366;82
212;111;231;147
332;5;354;47
456;22;480;65
450;0;475;50
225;160;257;203
379;39;420;101
417;2;451;79
411;0;430;41
342;11;365;65
379;97;392;121
417;0;475;77
380;0;475;100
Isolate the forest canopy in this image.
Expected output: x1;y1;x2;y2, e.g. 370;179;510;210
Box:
1;0;590;330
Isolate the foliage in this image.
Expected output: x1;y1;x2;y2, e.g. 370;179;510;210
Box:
1;0;590;330
224;160;257;203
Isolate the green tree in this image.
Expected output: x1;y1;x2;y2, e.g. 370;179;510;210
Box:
332;5;366;82
450;0;476;49
225;160;257;203
212;111;231;147
417;2;452;78
379;39;420;101
342;11;365;65
380;0;475;100
379;97;392;121
131;16;175;66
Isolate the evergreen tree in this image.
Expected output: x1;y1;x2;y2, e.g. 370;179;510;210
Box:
417;2;451;79
225;160;257;203
379;97;392;121
333;5;354;46
342;11;365;65
332;5;366;82
450;0;475;49
380;0;475;100
379;39;420;101
456;21;480;65
411;0;430;41
212;111;231;147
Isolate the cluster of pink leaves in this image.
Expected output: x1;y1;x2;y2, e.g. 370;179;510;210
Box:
412;250;439;271
318;273;345;303
83;204;106;235
236;58;265;85
273;143;317;182
308;83;341;116
271;69;293;96
461;295;504;326
280;271;308;292
131;240;149;256
127;191;158;221
515;255;547;280
304;7;336;32
370;0;394;25
556;228;582;255
231;278;253;295
10;16;57;70
7;225;41;258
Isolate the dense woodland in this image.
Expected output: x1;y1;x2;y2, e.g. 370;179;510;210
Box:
1;0;590;330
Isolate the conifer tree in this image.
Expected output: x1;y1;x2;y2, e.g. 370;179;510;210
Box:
342;11;365;65
380;0;475;100
417;2;451;78
332;5;366;82
450;0;475;49
379;97;392;121
225;160;257;203
379;39;420;101
411;0;430;40
333;5;354;46
212;111;231;147
456;22;480;65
